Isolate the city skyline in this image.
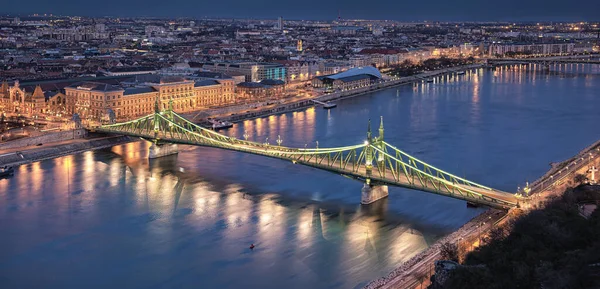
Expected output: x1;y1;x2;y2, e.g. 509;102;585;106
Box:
4;0;600;22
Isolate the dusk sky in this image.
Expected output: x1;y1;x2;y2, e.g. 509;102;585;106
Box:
4;0;600;21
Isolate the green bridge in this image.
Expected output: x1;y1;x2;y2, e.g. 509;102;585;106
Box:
94;101;520;209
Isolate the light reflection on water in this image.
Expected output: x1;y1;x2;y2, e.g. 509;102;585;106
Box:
1;65;600;288
0;141;433;289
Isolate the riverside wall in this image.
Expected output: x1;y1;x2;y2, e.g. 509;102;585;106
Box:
211;64;485;123
0;135;132;167
0;129;88;150
362;209;506;289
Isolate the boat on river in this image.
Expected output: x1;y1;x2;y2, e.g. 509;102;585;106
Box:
323;102;337;109
0;166;14;178
209;119;234;130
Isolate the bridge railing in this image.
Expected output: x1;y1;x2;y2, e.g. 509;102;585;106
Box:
96;109;518;208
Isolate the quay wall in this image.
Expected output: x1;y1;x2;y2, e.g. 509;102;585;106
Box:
0;129;88;150
216;64;484;123
0;136;132;167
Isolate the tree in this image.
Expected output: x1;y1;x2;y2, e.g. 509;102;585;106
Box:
574;173;587;186
483;226;506;245
440;242;459;262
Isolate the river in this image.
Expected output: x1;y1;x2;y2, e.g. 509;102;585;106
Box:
1;64;600;289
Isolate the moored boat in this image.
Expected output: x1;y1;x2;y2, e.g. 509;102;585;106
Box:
323;102;337;109
0;166;14;178
209;119;233;130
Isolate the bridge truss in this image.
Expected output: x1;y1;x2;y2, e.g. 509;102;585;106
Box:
96;103;519;209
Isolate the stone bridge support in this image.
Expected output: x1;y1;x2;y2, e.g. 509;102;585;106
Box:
361;183;389;204
149;143;179;159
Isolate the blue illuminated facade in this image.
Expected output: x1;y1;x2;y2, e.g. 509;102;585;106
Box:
264;66;286;81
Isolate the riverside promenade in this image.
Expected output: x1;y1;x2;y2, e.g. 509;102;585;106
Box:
183;64;484;123
0;132;132;167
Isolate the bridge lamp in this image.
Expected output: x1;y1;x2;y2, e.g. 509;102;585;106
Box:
243;132;249;140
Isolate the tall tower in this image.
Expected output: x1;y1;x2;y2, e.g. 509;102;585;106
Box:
278;17;283;31
297;39;303;52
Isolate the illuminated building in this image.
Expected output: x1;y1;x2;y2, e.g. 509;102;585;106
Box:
488;43;575;56
236;79;285;101
311;66;382;90
202;62;286;82
0;81;47;117
64;76;235;120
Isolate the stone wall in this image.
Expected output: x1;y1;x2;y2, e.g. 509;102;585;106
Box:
0;136;132;167
0;129;88;150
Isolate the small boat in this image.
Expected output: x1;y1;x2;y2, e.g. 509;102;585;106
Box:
209;119;233;130
323;102;337;109
426;79;434;83
456;71;466;75
0;166;14;178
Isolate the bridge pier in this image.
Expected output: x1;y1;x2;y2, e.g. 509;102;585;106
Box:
361;183;389;204
149;143;179;159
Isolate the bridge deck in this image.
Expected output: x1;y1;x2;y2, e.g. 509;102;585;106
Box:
95;109;519;209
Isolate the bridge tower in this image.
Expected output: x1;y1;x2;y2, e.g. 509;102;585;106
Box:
361;118;389;204
148;97;179;159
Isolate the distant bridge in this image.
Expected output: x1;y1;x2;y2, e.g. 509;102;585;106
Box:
93;100;520;209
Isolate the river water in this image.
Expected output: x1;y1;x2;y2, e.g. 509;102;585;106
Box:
1;64;600;289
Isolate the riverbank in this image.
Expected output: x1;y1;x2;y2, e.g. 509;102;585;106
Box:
365;134;600;289
362;208;507;289
182;63;484;124
0;135;133;167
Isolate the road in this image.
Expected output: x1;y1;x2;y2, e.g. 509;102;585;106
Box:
0;136;109;156
373;210;508;289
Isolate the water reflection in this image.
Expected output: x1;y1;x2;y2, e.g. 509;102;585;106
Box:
0;142;440;289
2;66;600;288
